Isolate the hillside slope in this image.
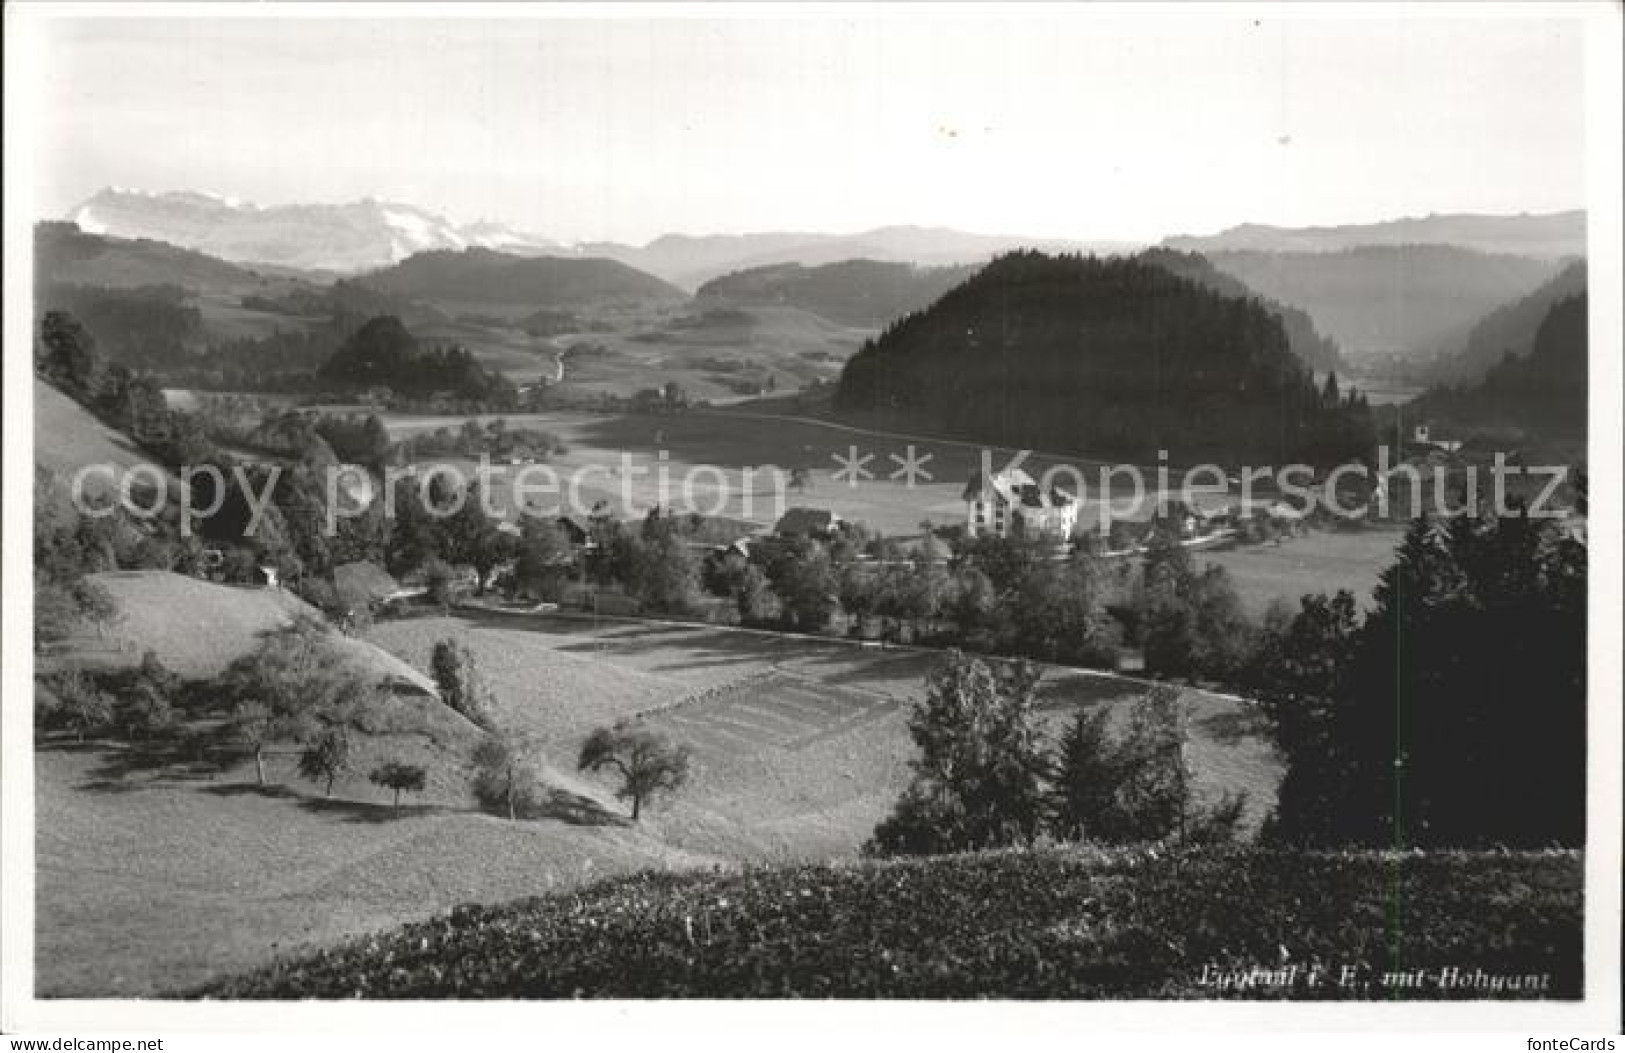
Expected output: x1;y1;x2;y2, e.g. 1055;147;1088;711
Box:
34;745;717;996
78;570;436;692
200;845;1582;999
35;221;283;295
33;377;170;489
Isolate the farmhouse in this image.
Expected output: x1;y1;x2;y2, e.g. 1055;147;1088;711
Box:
963;468;1077;540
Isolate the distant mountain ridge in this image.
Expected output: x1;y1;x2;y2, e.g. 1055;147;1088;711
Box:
581;226;1138;289
69;188;560;273
65;188;1137;286
1164;210;1584;259
1194;246;1562;361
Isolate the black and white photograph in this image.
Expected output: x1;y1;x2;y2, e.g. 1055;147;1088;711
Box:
2;1;1620;1042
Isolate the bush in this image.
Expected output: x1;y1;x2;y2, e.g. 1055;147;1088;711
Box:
41;669;115;742
471;733;544;820
430;638;495;730
199;847;1583;1000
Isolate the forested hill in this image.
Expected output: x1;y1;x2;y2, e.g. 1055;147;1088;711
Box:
1411;293;1588;442
1136;248;1346;373
1425;261;1588;385
360;247;686;309
833;251;1375;467
696;260;976;328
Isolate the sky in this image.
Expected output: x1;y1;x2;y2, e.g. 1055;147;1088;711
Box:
25;9;1589;246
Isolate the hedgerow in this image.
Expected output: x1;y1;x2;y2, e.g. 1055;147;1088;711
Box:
197;846;1581;1000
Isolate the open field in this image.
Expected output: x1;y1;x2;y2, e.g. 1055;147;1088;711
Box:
38;610;1281;995
544;304;869;402
1201;527;1407;614
379;404;1238;538
34;747;717;997
367;614;1283;858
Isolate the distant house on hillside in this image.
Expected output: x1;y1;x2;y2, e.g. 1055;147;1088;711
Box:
775;507;841;539
1412;423;1464;454
963;468;1077;540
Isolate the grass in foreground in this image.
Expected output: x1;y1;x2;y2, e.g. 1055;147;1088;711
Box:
198;845;1581;1000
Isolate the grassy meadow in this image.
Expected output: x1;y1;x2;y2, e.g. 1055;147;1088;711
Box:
37;603;1281;995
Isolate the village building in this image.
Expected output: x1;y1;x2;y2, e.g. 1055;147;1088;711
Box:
962;468;1078;540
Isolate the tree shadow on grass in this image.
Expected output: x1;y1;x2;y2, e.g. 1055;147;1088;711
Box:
200;780;627;828
60;739;235;793
530;787;631;828
200;782;454;824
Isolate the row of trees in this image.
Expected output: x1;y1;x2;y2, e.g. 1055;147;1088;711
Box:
876;502;1585;854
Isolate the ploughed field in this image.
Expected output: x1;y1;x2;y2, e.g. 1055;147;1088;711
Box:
366;613;1284;859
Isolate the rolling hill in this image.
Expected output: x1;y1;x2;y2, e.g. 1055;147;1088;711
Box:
1164;210;1585;259
35;221;286;295
697;259;976;328
1194;246;1562;361
359;247;688;310
78;570;438;691
1424;261;1588;384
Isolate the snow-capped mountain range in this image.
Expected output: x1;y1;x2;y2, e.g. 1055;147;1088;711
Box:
64;187;1138;285
69;188;561;273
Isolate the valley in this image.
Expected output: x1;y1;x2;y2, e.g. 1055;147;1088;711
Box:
25;194;1589;1004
